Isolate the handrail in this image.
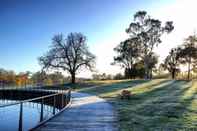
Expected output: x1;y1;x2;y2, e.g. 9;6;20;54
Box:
0;88;71;131
0;92;61;108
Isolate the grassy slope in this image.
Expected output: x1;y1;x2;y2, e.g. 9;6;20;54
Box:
76;79;197;131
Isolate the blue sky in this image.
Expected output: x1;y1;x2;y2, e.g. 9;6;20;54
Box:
0;0;186;76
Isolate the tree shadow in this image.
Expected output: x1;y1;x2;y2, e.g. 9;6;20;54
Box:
77;79;169;98
117;80;197;131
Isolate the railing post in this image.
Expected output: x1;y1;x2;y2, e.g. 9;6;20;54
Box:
40;98;44;122
68;89;71;102
65;93;67;105
61;93;64;108
53;95;56;115
18;102;23;131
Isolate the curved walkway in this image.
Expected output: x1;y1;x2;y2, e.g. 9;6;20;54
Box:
35;92;118;131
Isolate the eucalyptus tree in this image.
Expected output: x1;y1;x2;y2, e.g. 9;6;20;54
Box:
126;11;174;79
39;32;96;84
162;48;181;79
147;52;159;79
179;35;197;80
112;37;142;78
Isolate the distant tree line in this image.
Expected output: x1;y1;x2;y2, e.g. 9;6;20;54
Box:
30;71;68;86
92;73;124;80
0;68;68;87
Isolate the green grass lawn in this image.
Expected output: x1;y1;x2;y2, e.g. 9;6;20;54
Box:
76;79;197;131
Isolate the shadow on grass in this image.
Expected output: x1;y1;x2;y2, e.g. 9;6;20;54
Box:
116;80;197;131
77;79;165;97
72;79;197;130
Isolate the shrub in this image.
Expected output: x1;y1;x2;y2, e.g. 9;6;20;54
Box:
120;90;132;100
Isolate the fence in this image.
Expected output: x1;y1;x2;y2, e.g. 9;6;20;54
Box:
0;89;71;131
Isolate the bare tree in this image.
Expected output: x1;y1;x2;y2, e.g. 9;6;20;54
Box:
39;32;96;84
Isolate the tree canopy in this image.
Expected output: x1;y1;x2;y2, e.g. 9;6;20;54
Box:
112;38;141;69
126;11;174;79
178;35;197;80
162;48;181;79
113;11;172;79
39;32;96;83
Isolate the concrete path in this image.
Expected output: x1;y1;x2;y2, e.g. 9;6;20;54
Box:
35;92;118;131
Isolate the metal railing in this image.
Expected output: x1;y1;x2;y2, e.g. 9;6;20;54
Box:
0;89;71;131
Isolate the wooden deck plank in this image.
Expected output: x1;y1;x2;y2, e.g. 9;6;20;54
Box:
35;92;118;131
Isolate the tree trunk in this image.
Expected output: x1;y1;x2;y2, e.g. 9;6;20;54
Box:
187;58;191;80
144;57;149;79
149;68;152;79
129;68;133;79
172;69;175;79
71;73;76;84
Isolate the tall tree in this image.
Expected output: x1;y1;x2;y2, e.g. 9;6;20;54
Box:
162;48;180;79
146;52;159;79
126;11;174;79
124;60;145;79
39;33;96;84
112;37;142;78
178;35;197;80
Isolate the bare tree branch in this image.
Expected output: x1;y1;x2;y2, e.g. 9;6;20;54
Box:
39;32;96;83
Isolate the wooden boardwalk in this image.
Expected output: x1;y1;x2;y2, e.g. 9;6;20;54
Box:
35;92;118;131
